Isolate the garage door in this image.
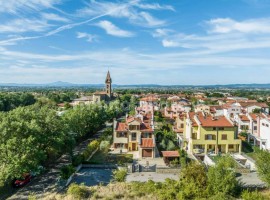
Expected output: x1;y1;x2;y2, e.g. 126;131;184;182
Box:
142;149;152;157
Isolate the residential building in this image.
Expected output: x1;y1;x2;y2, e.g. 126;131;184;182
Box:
164;102;191;119
182;112;242;155
113;113;156;158
234;114;250;133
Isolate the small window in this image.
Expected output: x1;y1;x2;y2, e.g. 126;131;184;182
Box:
213;127;217;131
262;123;265;126
267;124;269;127
219;127;224;130
229;145;234;149
254;126;257;130
221;134;227;140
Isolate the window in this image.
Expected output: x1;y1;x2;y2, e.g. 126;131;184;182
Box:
131;132;136;141
219;127;224;130
228;145;234;149
267;124;269;128
262;123;265;126
205;134;216;140
254;126;257;130
117;132;126;137
221;134;227;140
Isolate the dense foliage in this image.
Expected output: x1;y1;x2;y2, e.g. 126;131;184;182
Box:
0;92;36;111
0;100;124;187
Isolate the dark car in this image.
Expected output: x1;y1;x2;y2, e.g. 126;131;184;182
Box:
13;174;32;188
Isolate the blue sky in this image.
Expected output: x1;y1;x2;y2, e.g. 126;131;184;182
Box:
0;0;270;85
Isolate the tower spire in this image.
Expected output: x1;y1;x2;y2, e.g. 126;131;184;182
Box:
105;70;112;83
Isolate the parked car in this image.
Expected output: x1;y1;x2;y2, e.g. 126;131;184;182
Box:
13;174;32;188
193;148;204;154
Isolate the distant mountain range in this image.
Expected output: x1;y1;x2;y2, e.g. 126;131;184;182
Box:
1;81;270;89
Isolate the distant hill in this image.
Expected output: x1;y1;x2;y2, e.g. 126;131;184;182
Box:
0;82;270;89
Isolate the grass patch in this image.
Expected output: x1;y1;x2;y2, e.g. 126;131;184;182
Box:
87;148;133;165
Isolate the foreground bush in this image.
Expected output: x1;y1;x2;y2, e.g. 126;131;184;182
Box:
113;169;127;182
241;190;268;200
67;183;89;199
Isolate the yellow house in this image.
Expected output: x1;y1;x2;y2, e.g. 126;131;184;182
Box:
183;112;242;154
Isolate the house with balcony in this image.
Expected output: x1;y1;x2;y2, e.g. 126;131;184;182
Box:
164;102;191;119
182;112;242;155
234;114;250;133
113;113;156;158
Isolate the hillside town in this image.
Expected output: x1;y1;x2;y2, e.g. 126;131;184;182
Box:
2;71;270;200
1;0;270;199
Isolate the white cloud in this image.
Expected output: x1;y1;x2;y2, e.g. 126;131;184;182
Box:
41;13;70;22
0;0;60;14
77;0;169;27
0;18;51;33
134;2;175;11
207;18;270;34
96;20;134;37
134;12;165;27
77;32;97;42
162;39;180;47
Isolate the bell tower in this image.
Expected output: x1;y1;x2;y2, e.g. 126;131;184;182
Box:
105;71;112;99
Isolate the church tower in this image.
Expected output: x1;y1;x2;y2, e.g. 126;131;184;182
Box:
105;71;112;99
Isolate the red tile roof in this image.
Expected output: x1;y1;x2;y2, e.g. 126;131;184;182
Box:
115;122;127;131
141;138;155;148
197;112;234;127
162;151;180;157
239;115;250;122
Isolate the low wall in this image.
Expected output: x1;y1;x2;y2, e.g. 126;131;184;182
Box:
82;164;118;169
65;164;82;187
156;167;181;174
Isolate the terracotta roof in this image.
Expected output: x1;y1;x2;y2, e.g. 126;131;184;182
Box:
249;113;258;121
162;151;180;157
141;138;155;148
197;112;234;127
140;123;153;132
140;96;158;102
188;112;198;127
115;122;127;131
239;115;250;122
126;116;141;124
94;91;107;95
239;102;269;108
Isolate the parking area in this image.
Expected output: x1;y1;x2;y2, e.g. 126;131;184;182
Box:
237;172;266;188
70;168;113;186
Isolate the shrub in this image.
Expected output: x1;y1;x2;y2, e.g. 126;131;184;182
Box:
88;140;100;152
100;140;110;150
166;140;177;150
72;154;85;166
113;169;127;182
241;190;266;200
60;164;75;180
67;183;89;199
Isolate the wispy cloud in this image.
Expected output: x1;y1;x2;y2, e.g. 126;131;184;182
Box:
77;32;97;42
96;20;134;37
207;17;270;34
152;18;270;54
0;0;61;14
0;18;51;33
41;13;70;22
77;0;170;27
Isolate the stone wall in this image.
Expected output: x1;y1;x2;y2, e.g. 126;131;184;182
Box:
156;167;181;174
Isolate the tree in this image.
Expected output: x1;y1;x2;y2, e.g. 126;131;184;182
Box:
255;149;270;186
178;162;208;199
207;155;241;197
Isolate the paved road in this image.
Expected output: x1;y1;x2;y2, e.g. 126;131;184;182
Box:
6;124;110;200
